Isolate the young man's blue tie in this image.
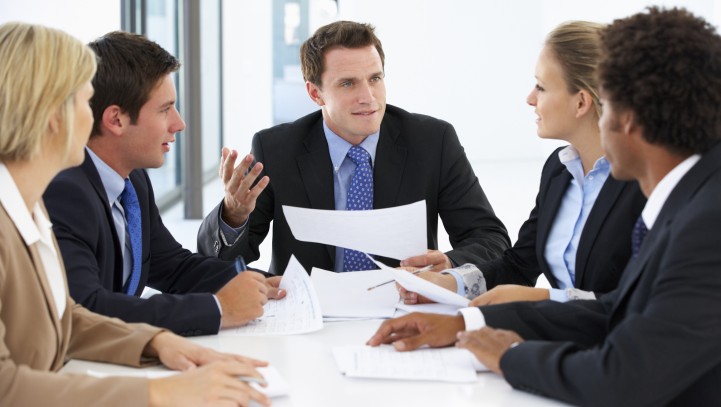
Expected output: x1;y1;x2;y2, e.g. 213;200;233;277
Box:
120;178;142;294
343;145;377;272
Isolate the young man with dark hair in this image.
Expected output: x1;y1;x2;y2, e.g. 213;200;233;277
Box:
368;8;721;406
198;21;510;276
44;31;283;336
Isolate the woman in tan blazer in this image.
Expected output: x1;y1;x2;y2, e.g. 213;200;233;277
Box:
0;23;270;406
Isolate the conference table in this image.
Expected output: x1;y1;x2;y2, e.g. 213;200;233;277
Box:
61;318;571;407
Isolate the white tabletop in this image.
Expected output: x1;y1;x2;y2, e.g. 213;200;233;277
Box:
61;319;571;407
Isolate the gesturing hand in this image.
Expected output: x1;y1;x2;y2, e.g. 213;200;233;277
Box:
219;148;269;227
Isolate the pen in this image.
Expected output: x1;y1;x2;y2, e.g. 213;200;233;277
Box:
367;264;434;291
234;256;247;274
237;375;267;386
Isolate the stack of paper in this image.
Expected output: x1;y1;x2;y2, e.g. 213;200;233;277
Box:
311;267;398;319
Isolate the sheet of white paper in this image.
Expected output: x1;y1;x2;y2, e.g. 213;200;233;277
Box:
311;267;398;318
332;345;482;382
220;255;323;336
370;257;470;307
394;302;461;316
283;200;427;260
87;366;289;397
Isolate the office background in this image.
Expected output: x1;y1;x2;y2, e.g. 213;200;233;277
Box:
1;0;719;272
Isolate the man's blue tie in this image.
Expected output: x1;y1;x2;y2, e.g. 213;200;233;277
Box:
631;215;648;258
343;145;377;272
120;178;142;294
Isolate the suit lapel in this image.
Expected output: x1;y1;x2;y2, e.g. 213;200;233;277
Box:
611;144;721;311
537;169;571;285
26;242;63;350
373;117;407;209
574;177;625;286
296;119;336;261
81;152;124;289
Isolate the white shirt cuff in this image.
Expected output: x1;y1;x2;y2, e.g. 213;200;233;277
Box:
212;294;223;331
458;307;486;331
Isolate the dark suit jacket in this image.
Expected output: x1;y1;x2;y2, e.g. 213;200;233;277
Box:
198;105;510;274
44;151;237;336
482;143;721;406
480;147;646;295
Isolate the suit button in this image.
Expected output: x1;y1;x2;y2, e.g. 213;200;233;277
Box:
214;240;220;253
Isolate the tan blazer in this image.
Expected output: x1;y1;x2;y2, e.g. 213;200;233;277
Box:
0;202;163;406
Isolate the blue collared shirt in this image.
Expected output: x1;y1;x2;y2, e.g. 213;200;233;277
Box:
545;146;610;301
324;122;380;272
86;147;133;285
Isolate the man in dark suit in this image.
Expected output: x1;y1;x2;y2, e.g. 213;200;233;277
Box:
368;7;721;406
44;32;283;336
197;20;510;275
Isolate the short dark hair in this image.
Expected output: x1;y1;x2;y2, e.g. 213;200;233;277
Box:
87;31;180;136
300;21;385;87
599;7;721;154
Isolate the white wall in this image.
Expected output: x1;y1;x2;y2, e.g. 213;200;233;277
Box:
221;0;274;153
336;0;721;163
0;0;119;42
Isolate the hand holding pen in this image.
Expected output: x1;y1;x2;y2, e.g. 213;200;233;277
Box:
367;264;434;291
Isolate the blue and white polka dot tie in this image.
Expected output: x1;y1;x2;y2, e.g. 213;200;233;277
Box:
343;145;377;272
631;215;648;258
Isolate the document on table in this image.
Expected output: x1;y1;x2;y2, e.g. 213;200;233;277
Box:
332;345;483;383
370;257;470;308
219;255;323;336
311;267;399;318
87;366;289;398
283;200;427;260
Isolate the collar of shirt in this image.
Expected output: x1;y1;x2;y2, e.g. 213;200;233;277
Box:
642;153;701;229
323;122;380;170
558;145;610;186
86;146;125;205
0;162;52;246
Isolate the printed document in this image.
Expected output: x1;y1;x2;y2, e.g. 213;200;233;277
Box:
332;345;482;382
283;200;427;260
219;255;323;336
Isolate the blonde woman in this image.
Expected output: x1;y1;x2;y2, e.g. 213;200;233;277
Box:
0;22;269;406
402;21;646;305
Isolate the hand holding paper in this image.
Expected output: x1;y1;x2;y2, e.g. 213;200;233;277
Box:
369;256;469;307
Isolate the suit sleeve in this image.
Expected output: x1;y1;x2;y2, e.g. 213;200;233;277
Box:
0;302;156;406
490;208;721;406
476;153;559;288
45;173;232;336
197;132;274;266
439;123;511;265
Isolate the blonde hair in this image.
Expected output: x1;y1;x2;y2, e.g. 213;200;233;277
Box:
545;21;605;118
0;22;96;161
